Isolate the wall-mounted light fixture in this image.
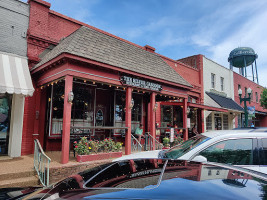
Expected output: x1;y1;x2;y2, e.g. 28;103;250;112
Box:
153;102;158;112
129;98;134;109
186;107;191;115
68;91;74;103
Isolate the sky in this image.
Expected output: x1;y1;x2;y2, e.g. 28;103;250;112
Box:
23;0;267;87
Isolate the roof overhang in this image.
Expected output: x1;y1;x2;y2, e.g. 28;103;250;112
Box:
31;53;193;90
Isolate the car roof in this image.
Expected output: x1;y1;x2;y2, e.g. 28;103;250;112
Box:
202;129;267;139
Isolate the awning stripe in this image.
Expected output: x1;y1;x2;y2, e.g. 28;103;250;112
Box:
2;54;14;91
0;53;34;96
15;57;27;93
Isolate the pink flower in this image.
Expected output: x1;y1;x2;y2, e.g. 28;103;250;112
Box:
75;146;78;148
74;141;77;144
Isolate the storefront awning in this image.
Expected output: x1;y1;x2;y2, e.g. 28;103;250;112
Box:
0;53;34;96
188;102;228;112
255;110;267;116
206;92;243;112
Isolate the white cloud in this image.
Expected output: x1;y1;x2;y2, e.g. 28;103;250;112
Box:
189;0;267;87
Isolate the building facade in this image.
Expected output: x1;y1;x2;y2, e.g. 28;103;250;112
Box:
24;0;208;163
202;57;243;132
233;72;267;127
0;0;34;157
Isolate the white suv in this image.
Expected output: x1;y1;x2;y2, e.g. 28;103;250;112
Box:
114;129;267;174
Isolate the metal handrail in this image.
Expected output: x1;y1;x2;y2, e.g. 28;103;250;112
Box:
34;139;51;187
145;132;163;151
131;134;143;153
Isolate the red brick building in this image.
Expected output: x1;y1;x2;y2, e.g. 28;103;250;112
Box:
22;0;228;164
233;72;267;127
23;0;203;164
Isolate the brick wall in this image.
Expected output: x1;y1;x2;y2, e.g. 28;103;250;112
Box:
0;0;29;57
233;71;267;127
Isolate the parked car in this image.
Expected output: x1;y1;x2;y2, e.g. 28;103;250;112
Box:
1;159;267;199
114;129;267;174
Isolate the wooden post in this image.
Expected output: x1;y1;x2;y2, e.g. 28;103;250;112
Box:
61;75;73;164
150;92;156;150
125;87;132;155
183;98;188;141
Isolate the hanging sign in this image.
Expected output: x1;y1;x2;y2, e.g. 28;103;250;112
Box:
248;106;255;118
120;76;162;91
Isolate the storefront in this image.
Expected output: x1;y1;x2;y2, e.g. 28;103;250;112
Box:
28;25;193;163
0;52;34;157
204;92;243;131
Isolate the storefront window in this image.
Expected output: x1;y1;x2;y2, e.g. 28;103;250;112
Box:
115;91;126;135
206;114;212;131
71;82;95;134
0;94;11;155
161;105;173;128
48;81;95;137
131;93;142;132
47;81;64;136
114;91;143;134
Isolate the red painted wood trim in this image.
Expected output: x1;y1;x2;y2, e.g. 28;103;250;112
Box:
150;92;156;150
61;75;73;164
183;98;188;141
125;87;132;155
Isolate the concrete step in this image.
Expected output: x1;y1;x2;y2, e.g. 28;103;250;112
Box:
0;170;36;181
0;176;40;188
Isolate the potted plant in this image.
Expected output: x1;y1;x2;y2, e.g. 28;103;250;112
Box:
162;137;170;149
74;137;123;162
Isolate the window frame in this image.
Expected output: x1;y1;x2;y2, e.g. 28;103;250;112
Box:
211;73;215;89
220;77;224;91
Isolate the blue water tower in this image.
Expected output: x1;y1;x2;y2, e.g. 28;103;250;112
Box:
228;47;258;84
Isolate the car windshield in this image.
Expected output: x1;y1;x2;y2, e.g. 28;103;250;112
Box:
163;135;211;159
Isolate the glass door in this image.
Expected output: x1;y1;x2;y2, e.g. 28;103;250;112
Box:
0;94;11;155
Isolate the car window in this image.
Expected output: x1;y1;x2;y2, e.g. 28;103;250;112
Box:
198;139;253;165
260;139;267;165
164;135;210;159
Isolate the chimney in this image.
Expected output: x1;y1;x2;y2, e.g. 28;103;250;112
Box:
144;45;155;53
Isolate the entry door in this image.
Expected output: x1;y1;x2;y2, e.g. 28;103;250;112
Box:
0;94;11;155
94;89;113;138
214;114;222;130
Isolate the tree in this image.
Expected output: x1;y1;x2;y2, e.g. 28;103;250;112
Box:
260;88;267;109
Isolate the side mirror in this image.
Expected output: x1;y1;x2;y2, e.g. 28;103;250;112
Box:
191;155;207;163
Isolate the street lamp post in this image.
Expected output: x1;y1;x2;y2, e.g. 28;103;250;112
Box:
238;87;252;127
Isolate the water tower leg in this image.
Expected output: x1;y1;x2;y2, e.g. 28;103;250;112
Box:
255;60;259;84
252;63;255;82
244;57;247;78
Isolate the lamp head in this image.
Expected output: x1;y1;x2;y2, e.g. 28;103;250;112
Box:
238;88;242;96
247;87;252;95
68;91;74;103
129;98;134;109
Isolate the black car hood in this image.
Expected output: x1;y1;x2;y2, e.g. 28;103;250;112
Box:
1;159;267;199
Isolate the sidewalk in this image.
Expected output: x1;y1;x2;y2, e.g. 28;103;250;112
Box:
0;150;123;185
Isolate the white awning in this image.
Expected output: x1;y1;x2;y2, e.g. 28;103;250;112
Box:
0;52;34;96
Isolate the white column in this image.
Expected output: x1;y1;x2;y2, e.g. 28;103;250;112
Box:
8;94;25;157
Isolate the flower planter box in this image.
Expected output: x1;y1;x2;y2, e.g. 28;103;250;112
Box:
76;151;122;162
162;147;170;150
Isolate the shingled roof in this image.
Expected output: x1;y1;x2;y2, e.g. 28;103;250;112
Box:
34;26;191;87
